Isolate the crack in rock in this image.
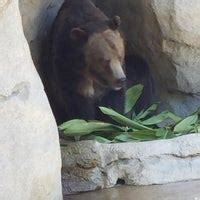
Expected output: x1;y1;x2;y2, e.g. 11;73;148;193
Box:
0;82;30;102
164;153;200;159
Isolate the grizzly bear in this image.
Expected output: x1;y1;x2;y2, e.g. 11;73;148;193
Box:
41;0;126;124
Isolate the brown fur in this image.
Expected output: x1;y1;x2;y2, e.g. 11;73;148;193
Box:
41;0;126;123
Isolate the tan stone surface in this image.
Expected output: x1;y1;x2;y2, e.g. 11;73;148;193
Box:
0;1;62;199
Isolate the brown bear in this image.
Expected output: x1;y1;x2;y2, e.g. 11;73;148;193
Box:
41;0;126;124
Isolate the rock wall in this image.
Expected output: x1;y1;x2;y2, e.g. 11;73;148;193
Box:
19;0;63;69
95;0;200;116
0;1;62;199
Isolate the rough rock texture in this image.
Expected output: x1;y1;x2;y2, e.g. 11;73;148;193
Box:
62;134;200;195
19;0;63;68
94;0;200;116
0;1;62;199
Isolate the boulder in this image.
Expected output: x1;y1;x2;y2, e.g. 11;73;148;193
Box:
94;0;200;116
0;1;62;199
62;134;200;195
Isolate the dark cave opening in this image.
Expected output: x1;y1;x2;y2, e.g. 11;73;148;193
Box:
116;178;126;185
125;54;155;113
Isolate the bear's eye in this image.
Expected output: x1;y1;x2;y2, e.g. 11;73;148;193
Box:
103;59;111;69
99;58;110;65
105;59;111;65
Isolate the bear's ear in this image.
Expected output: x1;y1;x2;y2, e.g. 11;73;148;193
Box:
109;16;121;30
70;27;87;41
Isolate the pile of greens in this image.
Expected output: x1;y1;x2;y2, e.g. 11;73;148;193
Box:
59;85;200;143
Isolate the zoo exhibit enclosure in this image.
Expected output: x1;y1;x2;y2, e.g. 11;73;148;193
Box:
20;0;200;119
19;0;200;196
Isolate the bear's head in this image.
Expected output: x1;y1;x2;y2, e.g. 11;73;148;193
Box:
70;16;126;92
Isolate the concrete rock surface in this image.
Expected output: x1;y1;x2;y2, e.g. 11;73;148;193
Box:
0;1;62;199
62;134;200;195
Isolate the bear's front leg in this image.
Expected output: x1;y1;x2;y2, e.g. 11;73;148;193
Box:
62;91;96;121
73;94;95;120
96;87;125;122
64;77;96;120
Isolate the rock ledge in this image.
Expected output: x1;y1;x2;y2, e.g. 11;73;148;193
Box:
62;134;200;195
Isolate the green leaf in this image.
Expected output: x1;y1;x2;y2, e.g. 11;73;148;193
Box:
114;134;130;142
135;109;144;119
100;107;153;131
125;84;144;113
60;120;123;137
93;136;111;144
59;119;87;131
195;125;200;133
173;114;198;133
166;112;182;124
141;111;182;125
156;128;167;137
156;128;171;139
128;130;158;141
136;104;158;120
58;84;200;143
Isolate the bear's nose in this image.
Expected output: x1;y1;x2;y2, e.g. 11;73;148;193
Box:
116;77;126;85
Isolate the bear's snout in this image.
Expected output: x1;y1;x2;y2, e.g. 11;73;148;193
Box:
112;76;126;91
110;61;126;90
116;77;126;85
